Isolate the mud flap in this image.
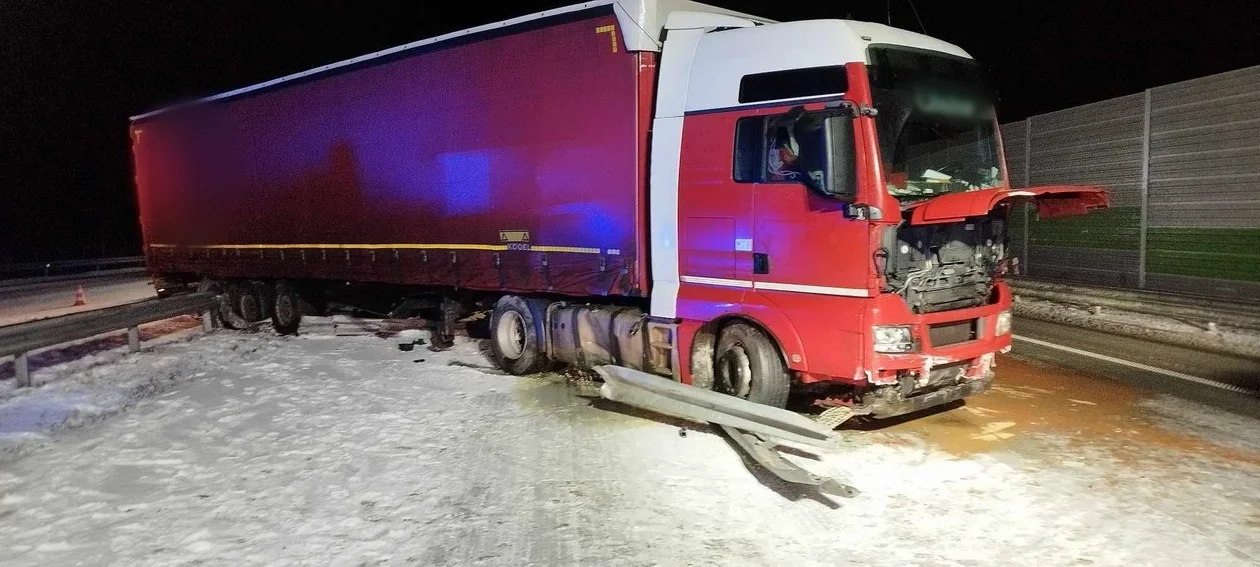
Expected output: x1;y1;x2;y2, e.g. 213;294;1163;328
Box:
595;365;857;497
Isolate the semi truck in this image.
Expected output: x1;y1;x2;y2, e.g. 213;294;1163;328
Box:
130;0;1106;419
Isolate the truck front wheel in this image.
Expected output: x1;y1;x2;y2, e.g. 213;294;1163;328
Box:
489;296;548;375
714;322;791;408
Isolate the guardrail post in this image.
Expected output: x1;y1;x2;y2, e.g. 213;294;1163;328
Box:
127;326;141;353
202;311;214;332
15;352;30;387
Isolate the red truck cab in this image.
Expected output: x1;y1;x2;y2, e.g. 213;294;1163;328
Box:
648;13;1106;415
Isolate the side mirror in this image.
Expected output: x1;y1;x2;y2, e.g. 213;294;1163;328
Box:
824;116;857;199
772;107;858;199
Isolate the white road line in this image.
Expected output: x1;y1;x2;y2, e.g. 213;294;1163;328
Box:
1012;334;1259;396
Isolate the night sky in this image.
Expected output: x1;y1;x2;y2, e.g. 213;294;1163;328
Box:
3;0;1257;263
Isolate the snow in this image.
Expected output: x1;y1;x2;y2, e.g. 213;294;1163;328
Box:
1013;295;1260;359
0;330;1257;565
1139;395;1260;455
0;318;233;459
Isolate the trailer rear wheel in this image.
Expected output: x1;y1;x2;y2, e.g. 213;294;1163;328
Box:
271;280;302;335
715;322;790;408
205;280;246;330
254;281;275;323
197;279;228;329
489;296;548;375
237;281;269;323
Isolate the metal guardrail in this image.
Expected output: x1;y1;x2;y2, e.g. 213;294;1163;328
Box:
0;256;146;279
0;293;216;387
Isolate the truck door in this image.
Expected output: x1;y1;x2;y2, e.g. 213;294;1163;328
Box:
676;114;755;302
750;111;869;299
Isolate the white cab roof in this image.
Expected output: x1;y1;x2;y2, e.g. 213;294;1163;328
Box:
841;20;973;61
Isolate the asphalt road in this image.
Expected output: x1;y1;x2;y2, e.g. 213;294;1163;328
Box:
0;273;154;327
1010;317;1260;416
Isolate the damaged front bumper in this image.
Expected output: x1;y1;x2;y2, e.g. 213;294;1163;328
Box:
851;346;998;420
862;283;1011;403
859;369;994;418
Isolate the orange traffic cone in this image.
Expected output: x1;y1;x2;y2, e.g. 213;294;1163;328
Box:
73;285;87;307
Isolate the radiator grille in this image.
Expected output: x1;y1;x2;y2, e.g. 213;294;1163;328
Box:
928;320;977;347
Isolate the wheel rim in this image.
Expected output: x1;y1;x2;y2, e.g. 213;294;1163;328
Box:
716;343;753;398
496;310;526;360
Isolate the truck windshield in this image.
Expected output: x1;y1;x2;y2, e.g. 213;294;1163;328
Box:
867;46;1003;200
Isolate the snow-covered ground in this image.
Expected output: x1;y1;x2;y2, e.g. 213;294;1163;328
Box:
0;330;1258;566
1013;294;1260;359
0;317;231;459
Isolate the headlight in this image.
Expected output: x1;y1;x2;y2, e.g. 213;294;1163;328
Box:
995;310;1012;336
873;325;914;353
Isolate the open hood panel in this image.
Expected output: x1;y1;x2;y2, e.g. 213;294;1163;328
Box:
905;185;1109;225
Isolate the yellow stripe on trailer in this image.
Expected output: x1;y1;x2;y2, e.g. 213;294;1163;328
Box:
148;243;604;254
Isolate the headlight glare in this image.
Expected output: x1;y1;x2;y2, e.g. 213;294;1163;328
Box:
873;325;914;353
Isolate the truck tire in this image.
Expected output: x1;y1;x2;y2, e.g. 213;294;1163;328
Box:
202;280;245;330
254;281;275;323
271;280;302;335
489;296;548;375
196;279;226;329
714;322;791;408
237;282;266;322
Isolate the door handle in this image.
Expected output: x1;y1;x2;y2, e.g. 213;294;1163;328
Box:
753;253;770;275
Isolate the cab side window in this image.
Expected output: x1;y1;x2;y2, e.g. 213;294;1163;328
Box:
738;66;849;104
732;114;827;185
765;121;804;182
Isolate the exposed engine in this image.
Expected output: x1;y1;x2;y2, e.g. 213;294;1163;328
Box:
881;211;1006;313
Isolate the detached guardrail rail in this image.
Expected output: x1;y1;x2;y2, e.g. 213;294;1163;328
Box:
0;293;215;387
